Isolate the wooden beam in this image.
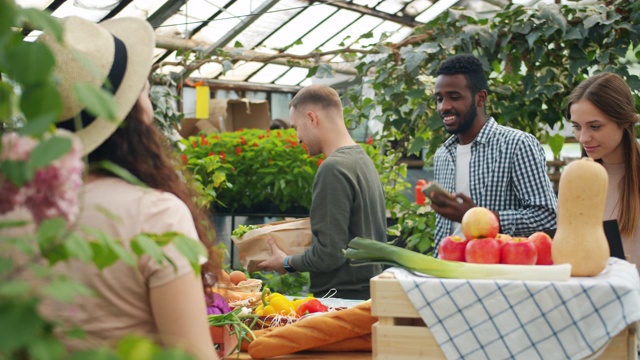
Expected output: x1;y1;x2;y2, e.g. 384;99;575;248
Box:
310;0;420;28
188;78;302;93
154;35;358;76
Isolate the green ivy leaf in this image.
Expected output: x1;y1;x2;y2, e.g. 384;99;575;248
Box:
28;136;71;170
64;232;94;262
18;82;62;136
5;41;55;86
131;234;165;264
20;8;64;41
0;299;45;351
27;337;66;360
548;133;565;159
41;277;94;303
68;348;119;360
116;335;158;360
73;83;118;123
0;81;14;121
0;280;30;297
172;235;206;275
93;161;147;187
1;159;33;187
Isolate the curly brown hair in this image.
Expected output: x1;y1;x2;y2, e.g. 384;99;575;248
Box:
88;99;221;287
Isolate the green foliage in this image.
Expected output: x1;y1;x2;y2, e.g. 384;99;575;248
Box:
150;73;184;144
251;271;310;296
0;2;204;358
344;0;640;162
180;128;323;212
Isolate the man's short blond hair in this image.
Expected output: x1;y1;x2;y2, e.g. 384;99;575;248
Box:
289;84;342;112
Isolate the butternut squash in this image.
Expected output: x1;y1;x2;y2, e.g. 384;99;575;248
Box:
552;157;610;276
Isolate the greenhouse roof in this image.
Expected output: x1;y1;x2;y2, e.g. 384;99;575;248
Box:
17;0;583;92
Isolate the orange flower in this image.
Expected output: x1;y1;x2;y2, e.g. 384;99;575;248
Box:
316;158;323;167
181;154;188;164
366;136;374;145
235;147;242;155
208;151;215;156
253;142;259;147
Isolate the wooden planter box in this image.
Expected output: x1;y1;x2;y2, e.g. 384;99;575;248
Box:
210;325;239;359
370;273;637;360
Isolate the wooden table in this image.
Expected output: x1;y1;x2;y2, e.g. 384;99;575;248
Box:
233;351;372;359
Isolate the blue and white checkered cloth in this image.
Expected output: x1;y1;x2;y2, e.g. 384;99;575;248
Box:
387;258;640;360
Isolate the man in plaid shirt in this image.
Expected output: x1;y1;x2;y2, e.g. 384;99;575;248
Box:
428;54;558;256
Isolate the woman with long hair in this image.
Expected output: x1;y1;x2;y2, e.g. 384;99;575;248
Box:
39;16;220;358
567;72;640;270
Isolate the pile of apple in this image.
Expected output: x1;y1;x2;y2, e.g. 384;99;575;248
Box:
438;207;553;265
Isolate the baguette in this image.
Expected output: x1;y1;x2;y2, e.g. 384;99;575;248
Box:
247;300;376;358
241;329;371;352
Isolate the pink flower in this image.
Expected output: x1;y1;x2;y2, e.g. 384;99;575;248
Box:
0;132;84;224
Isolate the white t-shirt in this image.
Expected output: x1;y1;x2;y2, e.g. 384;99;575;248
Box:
450;143;472;237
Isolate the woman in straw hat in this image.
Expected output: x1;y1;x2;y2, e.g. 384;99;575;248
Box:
36;16;219;359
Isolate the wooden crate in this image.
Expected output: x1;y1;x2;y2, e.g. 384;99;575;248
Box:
370;273;637;360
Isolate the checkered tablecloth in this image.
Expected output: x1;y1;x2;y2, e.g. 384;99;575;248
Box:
387;258;640;360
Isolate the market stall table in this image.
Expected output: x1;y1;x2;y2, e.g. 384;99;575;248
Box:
371;257;640;360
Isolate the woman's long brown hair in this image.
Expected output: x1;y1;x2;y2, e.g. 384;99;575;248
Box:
88;100;220;287
566;72;640;237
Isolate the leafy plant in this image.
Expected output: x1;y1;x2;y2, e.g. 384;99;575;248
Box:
180;128;323;212
0;2;206;358
250;271;310;297
344;0;640;162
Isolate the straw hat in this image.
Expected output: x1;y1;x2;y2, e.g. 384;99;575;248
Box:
39;16;155;155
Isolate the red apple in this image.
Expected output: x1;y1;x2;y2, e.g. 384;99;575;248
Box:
465;238;502;264
461;207;500;240
529;231;553;265
438;235;468;262
501;237;537;265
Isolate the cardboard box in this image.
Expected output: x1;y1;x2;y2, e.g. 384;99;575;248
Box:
370;273;637;360
209;98;270;132
179;98;271;138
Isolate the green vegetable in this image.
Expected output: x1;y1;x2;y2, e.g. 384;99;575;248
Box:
231;224;260;238
344;237;572;281
208;307;260;358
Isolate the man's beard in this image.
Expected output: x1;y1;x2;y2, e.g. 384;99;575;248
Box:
445;104;477;135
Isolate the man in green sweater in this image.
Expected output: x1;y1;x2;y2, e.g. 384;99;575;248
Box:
257;84;387;300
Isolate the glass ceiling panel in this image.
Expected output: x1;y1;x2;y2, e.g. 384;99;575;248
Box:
320;15;384;52
227;0;306;50
415;0;458;23
274;67;310;86
353;0;381;7
184;0;250;46
285;9;360;55
196;62;224;79
17;0;50;9
218;61;264;81
261;3;337;50
375;0;406;14
247;63;290;83
51;1;110;22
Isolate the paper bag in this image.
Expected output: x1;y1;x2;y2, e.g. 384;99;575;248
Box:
232;218;311;272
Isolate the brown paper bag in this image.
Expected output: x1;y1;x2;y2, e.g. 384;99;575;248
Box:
232;218;312;272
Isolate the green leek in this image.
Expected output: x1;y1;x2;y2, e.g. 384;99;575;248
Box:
344;237;572;281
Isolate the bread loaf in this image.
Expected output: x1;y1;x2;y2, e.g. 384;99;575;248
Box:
241;329;371;352
248;300;376;358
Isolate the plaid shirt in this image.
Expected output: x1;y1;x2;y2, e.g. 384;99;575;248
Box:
433;118;557;255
